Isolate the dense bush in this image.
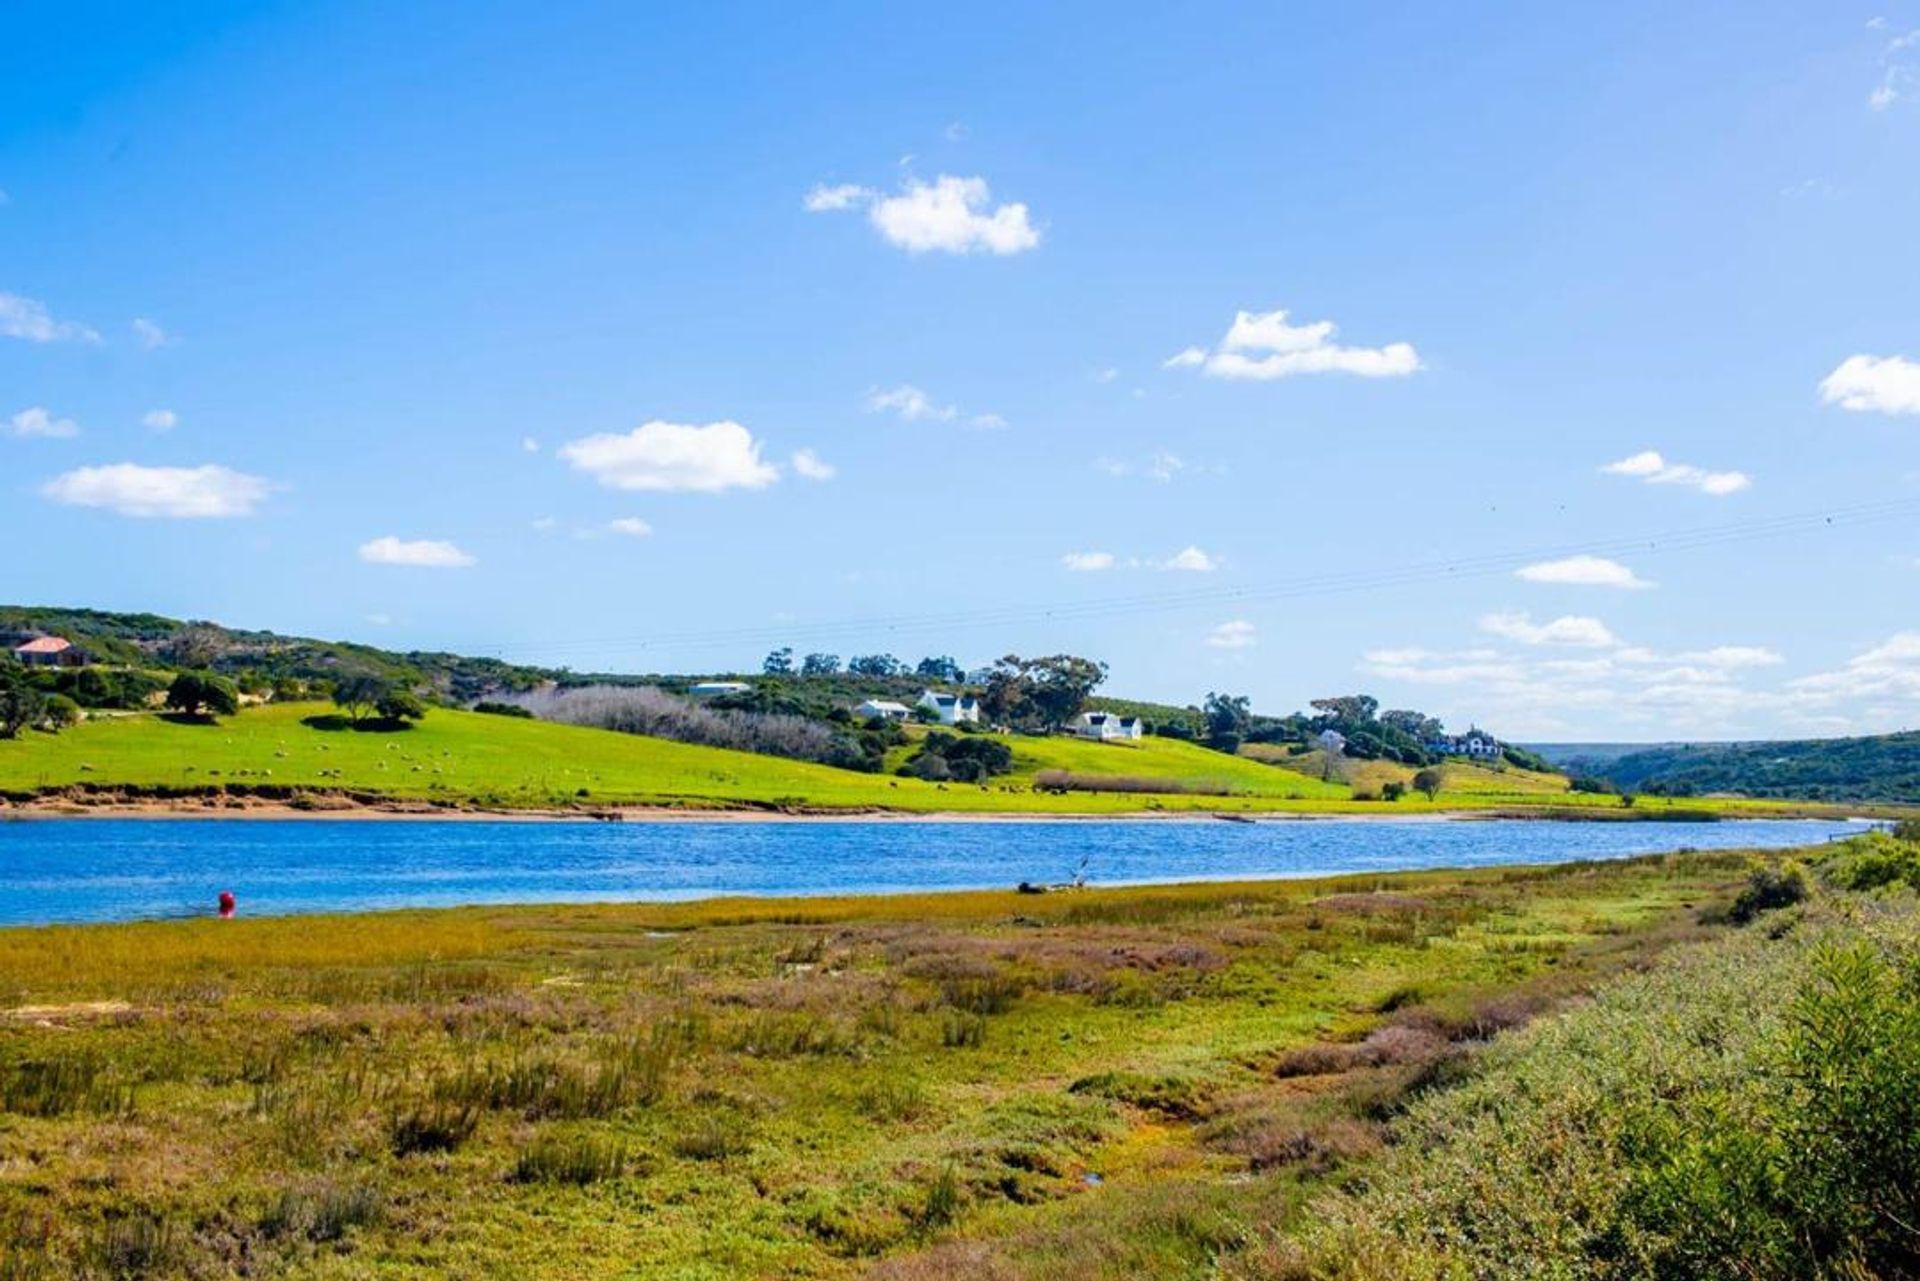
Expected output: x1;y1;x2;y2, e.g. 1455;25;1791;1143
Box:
1277;900;1920;1280
903;731;1013;783
1729;863;1810;924
1821;830;1920;894
510;685;872;771
471;700;534;718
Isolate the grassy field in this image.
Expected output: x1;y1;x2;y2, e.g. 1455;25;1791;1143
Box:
0;703;1873;818
0;850;1776;1279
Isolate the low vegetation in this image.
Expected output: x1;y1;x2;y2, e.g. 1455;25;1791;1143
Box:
0;850;1786;1278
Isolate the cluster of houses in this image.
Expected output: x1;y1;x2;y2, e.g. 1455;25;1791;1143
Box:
1317;725;1502;759
850;689;1145;740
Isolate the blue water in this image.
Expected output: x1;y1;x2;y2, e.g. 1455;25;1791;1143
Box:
0;816;1871;925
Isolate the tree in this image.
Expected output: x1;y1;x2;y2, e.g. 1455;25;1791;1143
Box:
0;669;45;740
800;652;842;678
332;672;394;723
376;689;427;723
40;694;81;731
762;647;794;676
981;654;1107;730
1412;767;1446;801
1381;709;1444;743
166;671;239;720
1310;695;1380;731
847;654;903;678
915;656;964;683
1203;692;1253;750
161;624;227;670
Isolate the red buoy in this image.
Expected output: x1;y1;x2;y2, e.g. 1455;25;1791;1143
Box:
217;890;236;919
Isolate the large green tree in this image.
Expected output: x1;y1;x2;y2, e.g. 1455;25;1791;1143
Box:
165;671;239;720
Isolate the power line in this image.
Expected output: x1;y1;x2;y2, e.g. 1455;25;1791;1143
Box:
486;496;1919;665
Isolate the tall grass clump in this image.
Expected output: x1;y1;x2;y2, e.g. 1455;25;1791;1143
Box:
512;1132;627;1185
0;1053;134;1118
508;685;865;769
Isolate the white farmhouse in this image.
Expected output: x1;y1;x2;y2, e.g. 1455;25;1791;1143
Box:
687;681;751;699
917;689;981;726
1069;711;1145;742
855;699;911;721
1426;728;1502;759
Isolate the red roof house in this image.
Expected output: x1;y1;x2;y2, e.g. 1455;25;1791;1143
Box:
10;636;78;666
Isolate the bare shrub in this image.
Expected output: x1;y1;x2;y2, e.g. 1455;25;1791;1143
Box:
508;685;862;768
1032;770;1235;797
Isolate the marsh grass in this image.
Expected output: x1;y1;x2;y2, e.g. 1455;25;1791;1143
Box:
0;853;1785;1279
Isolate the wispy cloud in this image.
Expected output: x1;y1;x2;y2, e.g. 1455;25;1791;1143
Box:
44;463;271;517
1820;353;1920;416
1158;545;1218;573
1516;554;1653;590
864;384;1004;429
804;174;1039;255
560;420;780;493
142;409;178;432
1206;619;1257;650
358;536;476;568
7;406;79;439
790;448;836;481
130;317;172;349
1061;551;1115;572
605;517;653;537
1094;451;1194;482
1167;307;1420;381
1601;449;1751;495
0;291;98;344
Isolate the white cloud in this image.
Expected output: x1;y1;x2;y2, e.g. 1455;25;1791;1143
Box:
43;463;271;518
130;317;172;349
944;121;968;142
7;406;79;439
1820;353;1920;415
1206;619;1257;650
142;409;177;432
521;436;540;453
1600;449;1751;495
1871;82;1899;109
560;420;780;493
0;292;98;344
1095;451;1191;482
1168;308;1420;381
1159;545;1218;573
606;517;653;537
358;536;476;568
1479;610;1618;648
1093;367;1119;384
1787;633;1920;710
865;384;1003;429
365;613;392;626
807;174;1040;255
791;448;836;481
1062;551;1115;572
531;516;558;532
802;183;871;212
1516;554;1653;590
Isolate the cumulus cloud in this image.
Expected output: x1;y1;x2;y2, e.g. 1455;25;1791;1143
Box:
1820;353;1920;415
1206;619;1257;650
606;517;653;537
1479;610;1618;648
805;174;1039;255
1789;633;1920;706
0;292;98;344
1600;449;1751;495
7;406;79;439
790;448;836;481
130;317;172;349
358;536;476;568
1516;554;1653;589
1159;545;1218;573
142;409;178;432
1061;551;1115;572
560;420;780;493
864;384;1003;428
1167;308;1420;381
43;463;271;517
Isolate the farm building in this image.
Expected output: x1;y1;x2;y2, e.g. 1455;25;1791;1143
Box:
916;689;981;726
687;681;752;699
10;636;79;667
855;699;911;721
1428;728;1502;758
1069;711;1145;742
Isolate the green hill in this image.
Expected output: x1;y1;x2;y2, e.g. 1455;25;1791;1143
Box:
1577;732;1920;804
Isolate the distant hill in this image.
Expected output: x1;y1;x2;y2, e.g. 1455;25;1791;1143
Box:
1558;733;1920;804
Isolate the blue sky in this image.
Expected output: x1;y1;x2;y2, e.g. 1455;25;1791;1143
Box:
4;1;1919;739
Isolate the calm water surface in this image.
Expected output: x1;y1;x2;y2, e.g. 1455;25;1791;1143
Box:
0;816;1871;925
